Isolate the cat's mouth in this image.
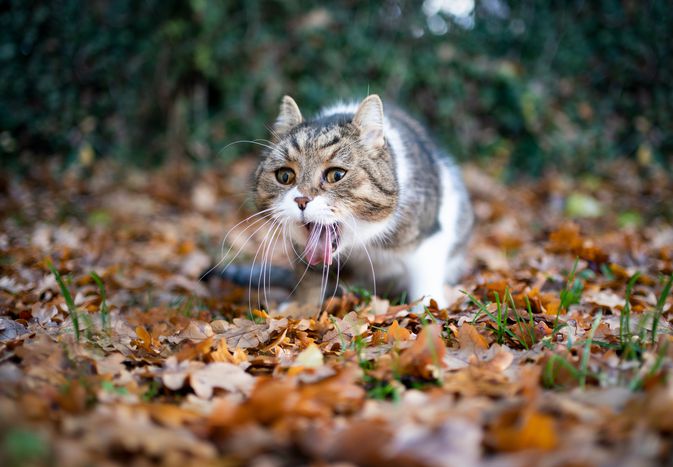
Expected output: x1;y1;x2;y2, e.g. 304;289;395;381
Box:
303;222;340;266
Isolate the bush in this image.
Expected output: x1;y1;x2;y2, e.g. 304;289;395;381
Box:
1;0;671;174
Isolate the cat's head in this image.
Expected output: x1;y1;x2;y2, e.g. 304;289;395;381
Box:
254;95;399;265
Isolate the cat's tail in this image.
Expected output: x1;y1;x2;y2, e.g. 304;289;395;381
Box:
201;264;296;290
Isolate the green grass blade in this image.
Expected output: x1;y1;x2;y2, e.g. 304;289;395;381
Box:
543;354;580;389
48;262;80;341
90;271;109;331
507;289;530;350
620;272;640;349
579;311;602;389
652;274;673;345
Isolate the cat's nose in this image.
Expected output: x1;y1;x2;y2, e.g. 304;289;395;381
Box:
294;196;312;211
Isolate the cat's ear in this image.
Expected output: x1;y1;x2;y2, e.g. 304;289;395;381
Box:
353;95;385;148
273;95;303;139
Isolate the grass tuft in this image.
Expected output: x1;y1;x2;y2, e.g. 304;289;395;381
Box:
619;272;641;360
48;262;80;341
651;274;673;345
90;271;110;331
580;311;602;388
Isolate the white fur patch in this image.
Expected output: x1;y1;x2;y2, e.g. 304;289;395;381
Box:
276;187;335;225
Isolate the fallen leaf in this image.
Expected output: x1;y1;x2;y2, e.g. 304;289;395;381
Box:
179;321;214;341
386;320;411;343
457;322;490;353
398;324;446;379
489;408;559;452
292;343;324;370
0;318;28;341
190;362;255;399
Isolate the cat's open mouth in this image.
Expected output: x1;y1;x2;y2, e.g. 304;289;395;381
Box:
303;222;340;266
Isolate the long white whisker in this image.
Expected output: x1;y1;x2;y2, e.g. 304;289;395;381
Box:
200;208;275;281
344;213;377;298
260;220;283;309
208;215;276;282
284;220;304;266
327;237;341;307
248;218;279;312
281;220;296;268
218;139;277;157
319;238;328;307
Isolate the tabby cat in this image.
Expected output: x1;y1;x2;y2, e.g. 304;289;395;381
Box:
245;94;473;308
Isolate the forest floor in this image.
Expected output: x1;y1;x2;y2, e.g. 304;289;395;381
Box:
1;157;672;467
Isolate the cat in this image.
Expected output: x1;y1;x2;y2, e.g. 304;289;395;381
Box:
215;95;473;309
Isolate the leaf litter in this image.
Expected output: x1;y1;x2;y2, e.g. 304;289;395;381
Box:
1;157;672;466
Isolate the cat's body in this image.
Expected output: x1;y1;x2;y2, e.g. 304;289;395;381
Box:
248;95;473;308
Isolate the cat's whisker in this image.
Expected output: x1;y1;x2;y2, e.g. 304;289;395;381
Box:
320;232;329;308
199;213;270;280
283;221;301;261
219;209;275;260
344;213;377;298
327;229;342;309
302;221;322;262
217;139;277;157
261;220;284;309
248;217;281;312
258;221;274;308
261;218;284;309
280;220;300;267
257;221;275;310
201;211;275;281
265;125;283;144
209;215;276;282
287;251;314;298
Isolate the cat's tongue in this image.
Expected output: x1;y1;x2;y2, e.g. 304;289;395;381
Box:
304;224;333;266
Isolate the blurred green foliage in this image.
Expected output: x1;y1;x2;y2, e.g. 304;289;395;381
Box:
1;0;671;174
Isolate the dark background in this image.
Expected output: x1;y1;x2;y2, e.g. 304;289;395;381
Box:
1;0;671;176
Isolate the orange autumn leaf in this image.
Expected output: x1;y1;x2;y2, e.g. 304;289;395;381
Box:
458;323;490;352
398;324;446;379
210;338;248;365
371;329;387;345
135;326;153;352
386;319;411;343
547;222;608;263
490;410;559;452
177;336;214;361
145;403;203;428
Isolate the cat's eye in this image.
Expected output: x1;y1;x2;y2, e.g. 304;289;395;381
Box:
275;167;296;185
324;167;347;183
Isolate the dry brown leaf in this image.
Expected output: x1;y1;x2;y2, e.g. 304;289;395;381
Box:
189;362;255;399
161;356;199;390
398;324;446;379
457;322;490;353
215;318;287;349
475;346;514;372
179;321;214;341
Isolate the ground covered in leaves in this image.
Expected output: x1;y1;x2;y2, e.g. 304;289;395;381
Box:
1;157;672;467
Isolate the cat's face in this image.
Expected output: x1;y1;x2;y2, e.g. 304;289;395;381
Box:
254;95;399;265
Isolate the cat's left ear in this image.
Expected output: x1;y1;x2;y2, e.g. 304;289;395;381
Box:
353;95;385;148
273;95;303;140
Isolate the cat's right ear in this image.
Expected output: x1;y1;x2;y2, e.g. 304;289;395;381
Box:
353;94;385;149
272;95;303;140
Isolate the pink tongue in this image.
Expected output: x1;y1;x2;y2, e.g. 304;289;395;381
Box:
304;224;333;266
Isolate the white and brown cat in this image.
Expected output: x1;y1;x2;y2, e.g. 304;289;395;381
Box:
217;95;473;309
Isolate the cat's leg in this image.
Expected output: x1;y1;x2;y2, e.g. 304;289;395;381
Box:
404;231;452;309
